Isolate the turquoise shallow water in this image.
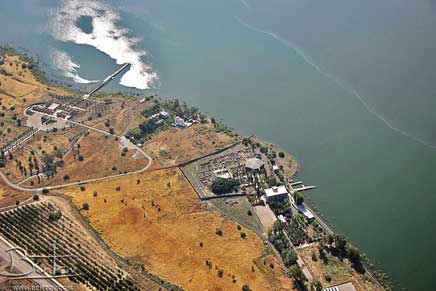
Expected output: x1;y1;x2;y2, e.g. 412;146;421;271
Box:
1;1;436;290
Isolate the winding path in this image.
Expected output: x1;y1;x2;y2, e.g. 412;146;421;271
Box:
0;112;153;193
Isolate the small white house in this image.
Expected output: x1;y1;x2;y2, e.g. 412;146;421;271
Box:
160;111;170;119
175;116;186;128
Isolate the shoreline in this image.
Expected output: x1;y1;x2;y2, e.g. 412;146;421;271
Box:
0;45;393;290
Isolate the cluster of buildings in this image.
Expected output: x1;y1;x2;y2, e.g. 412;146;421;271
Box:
150;110;171;125
28;102;78;120
196;145;258;191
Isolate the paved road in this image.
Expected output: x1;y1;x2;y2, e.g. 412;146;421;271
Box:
0;235;66;290
0;111;153;193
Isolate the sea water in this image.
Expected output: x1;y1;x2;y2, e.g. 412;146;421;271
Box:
1;1;436;290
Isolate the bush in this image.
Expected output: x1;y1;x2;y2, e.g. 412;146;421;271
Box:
242;285;252;291
82;203;89;211
278;151;285;158
215;228;223;236
240;232;247;239
217;269;223;278
295;192;304;205
211;177;240;195
42;188;49;194
63;174;70;181
49;211;62;221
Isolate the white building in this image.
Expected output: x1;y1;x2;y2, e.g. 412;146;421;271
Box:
48;103;60;111
160;111;170;119
175;116;186;128
296;203;314;220
265;186;289;203
323;282;357;291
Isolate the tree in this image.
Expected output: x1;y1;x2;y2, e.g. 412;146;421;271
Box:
288;264;306;285
242;285;252;291
279;151;285;158
215;228;223;236
334;234;347;253
267;175;277;187
49;211;62;221
295;192;304;205
82;203;89;211
211;177;240;195
310;280;323;291
346;245;361;262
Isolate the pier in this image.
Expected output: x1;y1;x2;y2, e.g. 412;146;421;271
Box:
83;63;130;99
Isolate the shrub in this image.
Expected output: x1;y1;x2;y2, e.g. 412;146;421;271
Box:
217;270;223;278
63;174;70;181
240;232;247;239
215;228;223;236
42;188;49;194
242;285;252;291
49;211;62;221
82;203;89;211
278;151;285;158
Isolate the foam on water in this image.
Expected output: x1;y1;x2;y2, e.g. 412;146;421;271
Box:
235;16;436;149
51;0;158;90
52;49;98;84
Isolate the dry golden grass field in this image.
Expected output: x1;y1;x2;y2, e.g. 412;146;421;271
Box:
143;124;239;167
61;168;294;291
42;131;148;186
0;180;31;208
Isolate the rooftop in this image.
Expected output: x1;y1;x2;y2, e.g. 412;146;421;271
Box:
323;282;357;291
265;185;288;197
296;203;314;220
245;157;264;170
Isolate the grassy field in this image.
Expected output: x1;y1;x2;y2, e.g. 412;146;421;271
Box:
209;197;264;235
298;244;382;291
61;168;293;291
143;124;239;167
40;131;148;186
0;180;32;208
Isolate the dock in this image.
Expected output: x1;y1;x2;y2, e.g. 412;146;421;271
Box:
83;63;130;99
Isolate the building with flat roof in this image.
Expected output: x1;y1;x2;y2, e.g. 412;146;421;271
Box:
296;203;314;220
48;103;60;111
323;282;357;291
265;186;288;203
